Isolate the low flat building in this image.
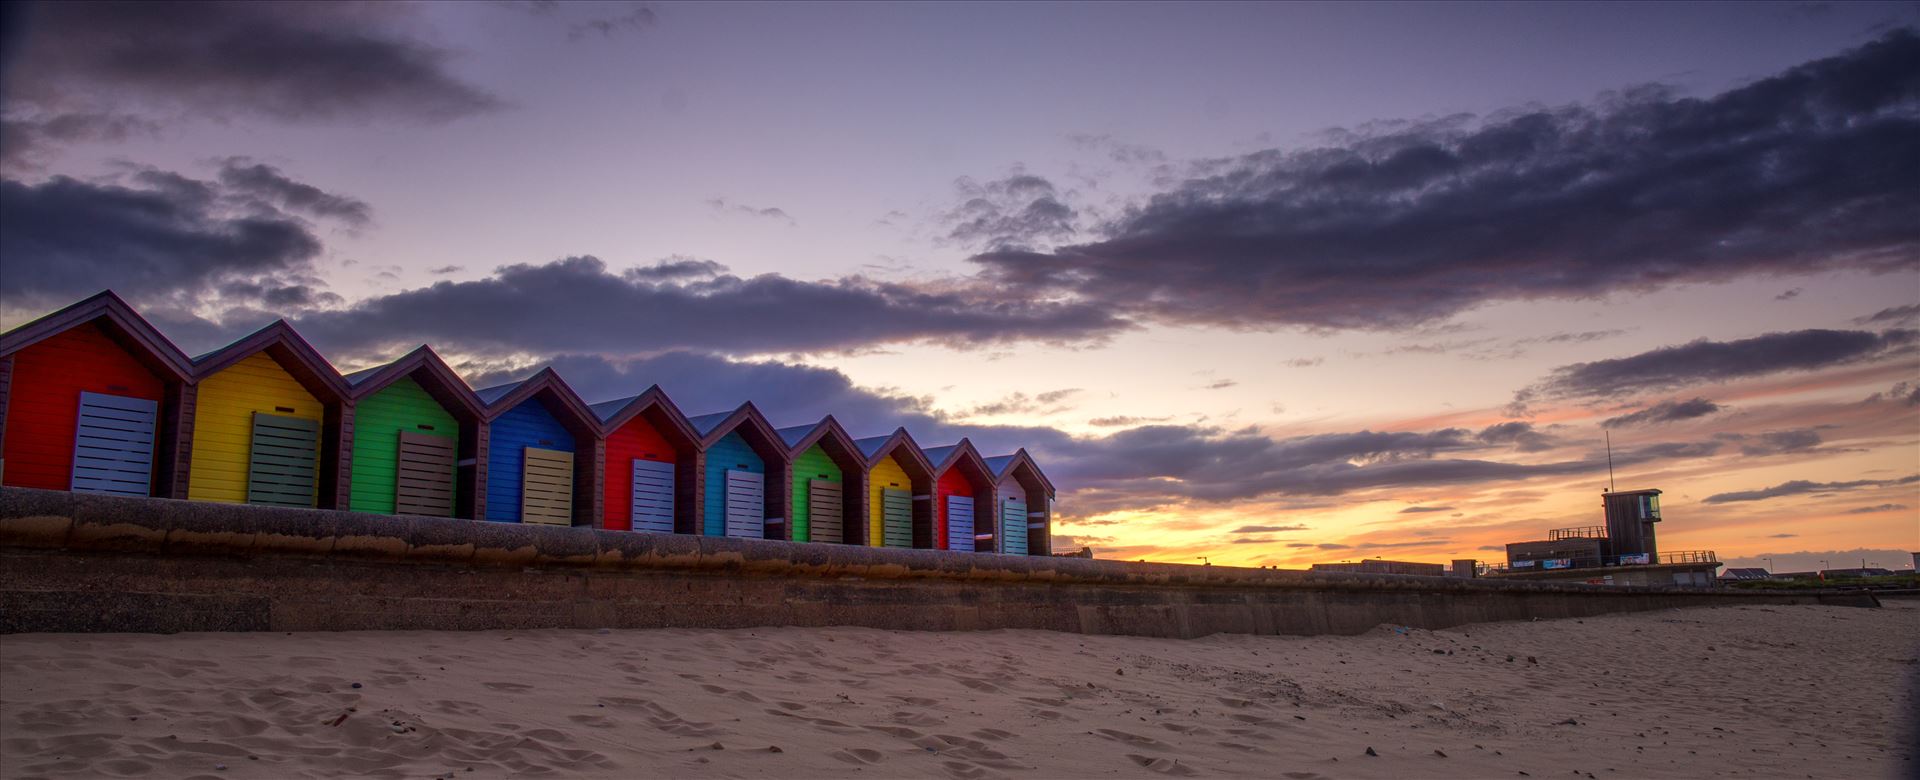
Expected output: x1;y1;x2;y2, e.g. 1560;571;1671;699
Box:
1310;559;1446;577
1486;560;1721;587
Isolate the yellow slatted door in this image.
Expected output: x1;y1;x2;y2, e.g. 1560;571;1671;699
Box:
521;446;574;525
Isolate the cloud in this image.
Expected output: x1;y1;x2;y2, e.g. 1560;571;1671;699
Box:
1398;506;1454;513
4;1;500;126
288;255;1129;360
969;31;1920;331
428;265;464;275
706;197;794;225
1843;504;1911;514
0;165;362;312
623;256;727;282
1768;533;1799;538
216;157;372;227
568;3;656;41
0;111;160;172
1231;524;1309;534
943;171;1078;250
1702;474;1920;504
958;388;1081;418
1476;421;1557;453
1602;397;1723;428
1774;288;1803;301
1856;303;1920;325
1729;428;1823;457
1526;329;1914;400
1201;379;1238;390
1086;415;1171;427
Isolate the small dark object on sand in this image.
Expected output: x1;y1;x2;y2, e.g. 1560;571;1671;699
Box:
351;682;363;689
1365;747;1379;757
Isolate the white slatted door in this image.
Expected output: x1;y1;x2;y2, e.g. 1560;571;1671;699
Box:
946;495;974;552
71;391;157;496
1001;499;1028;555
808;479;843;544
521;447;574;525
723;469;764;539
631;459;676;533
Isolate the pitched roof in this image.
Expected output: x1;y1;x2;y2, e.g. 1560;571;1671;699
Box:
981;448;1056;496
475;367;598;431
341;345;484;418
589;386;700;444
685;411;734;438
191;319;349;400
0;290;194;380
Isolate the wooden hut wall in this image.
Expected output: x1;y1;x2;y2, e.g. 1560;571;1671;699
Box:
935;461;992;553
788;443;841;543
189;351;326;506
484;396;577;523
603;414;679;533
1;322;170;495
867;454;914;548
702;431;764;538
348;376;460;516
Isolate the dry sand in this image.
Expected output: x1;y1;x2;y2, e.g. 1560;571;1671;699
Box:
2;601;1914;779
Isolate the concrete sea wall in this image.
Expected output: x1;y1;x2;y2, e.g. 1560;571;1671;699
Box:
0;488;1876;636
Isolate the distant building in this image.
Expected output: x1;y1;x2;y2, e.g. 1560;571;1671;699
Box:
1310;559;1446;577
1719;567;1770;581
1819;567;1894;579
1485;488;1721;587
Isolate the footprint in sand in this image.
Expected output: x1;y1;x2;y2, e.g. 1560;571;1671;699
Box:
1126;754;1199;776
941;759;999;779
1096;729;1173;750
864;724;923;739
482;681;534;693
831;747;886;765
971;728;1014;741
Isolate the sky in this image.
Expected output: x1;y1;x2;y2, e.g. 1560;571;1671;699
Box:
1;0;1916;574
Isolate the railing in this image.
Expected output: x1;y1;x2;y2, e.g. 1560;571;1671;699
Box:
1660;550;1717;564
1481;549;1718;574
1548;526;1608;541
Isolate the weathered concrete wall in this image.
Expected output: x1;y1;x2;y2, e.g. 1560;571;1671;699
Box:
0;488;1876;636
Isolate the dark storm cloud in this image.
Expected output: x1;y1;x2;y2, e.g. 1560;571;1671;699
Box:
1602;397;1724;428
1526;329;1914;400
944;172;1078;249
0;112;160;172
217;158;372;227
1702;474;1919;504
290;256;1129;359
970;30;1920;330
0;173;326;310
4;1;500;124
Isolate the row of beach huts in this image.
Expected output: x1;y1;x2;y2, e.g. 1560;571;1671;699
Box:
0;292;1053;554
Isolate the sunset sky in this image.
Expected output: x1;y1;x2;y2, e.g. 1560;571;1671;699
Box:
2;1;1915;573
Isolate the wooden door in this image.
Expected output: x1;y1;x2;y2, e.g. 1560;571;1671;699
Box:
521;446;574;525
393;430;456;516
724;469;764;538
808;479;843;544
70;391;158;497
1001;499;1028;555
246;412;320;507
946;495;975;552
881;487;912;548
631;458;676;533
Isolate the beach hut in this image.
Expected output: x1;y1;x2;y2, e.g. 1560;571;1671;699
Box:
921;440;996;553
0;292;193;497
687;403;789;540
341;346;484;518
984;449;1055;556
186;321;351;508
590;386;700;534
773;416;866;544
476;369;600;526
852;428;934;549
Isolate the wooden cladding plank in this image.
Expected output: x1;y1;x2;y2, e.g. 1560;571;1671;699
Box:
393;430;456;516
723;469;764;539
631;458;676;533
882;487;912;548
246;412;319;508
1001;499;1028;556
945;495;975;552
521;446;574;526
70;391;157;497
808;479;843;544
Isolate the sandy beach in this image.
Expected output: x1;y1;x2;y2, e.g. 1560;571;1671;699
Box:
2;600;1914;779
